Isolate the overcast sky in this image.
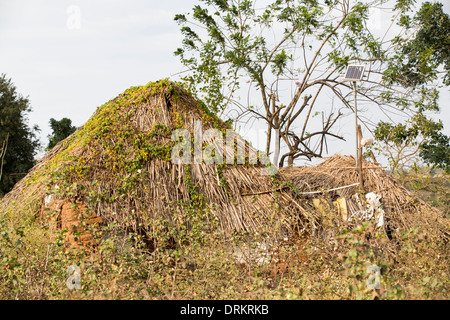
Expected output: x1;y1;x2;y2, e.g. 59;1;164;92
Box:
1;0;449;164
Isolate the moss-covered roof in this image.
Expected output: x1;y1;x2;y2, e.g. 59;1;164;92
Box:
0;79;305;242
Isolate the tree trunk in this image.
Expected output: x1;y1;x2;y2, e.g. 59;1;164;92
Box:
0;133;9;183
288;155;294;167
270;93;281;169
265;122;272;155
273;127;280;168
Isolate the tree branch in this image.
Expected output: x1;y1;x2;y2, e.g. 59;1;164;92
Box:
0;133;9;183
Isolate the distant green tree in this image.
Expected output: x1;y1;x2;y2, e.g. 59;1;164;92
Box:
46;117;77;150
0;74;40;196
373;113;449;174
420;132;449;173
386;1;450;87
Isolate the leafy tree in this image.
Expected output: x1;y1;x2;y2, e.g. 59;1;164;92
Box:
47;117;77;150
387;1;450;87
420;132;449;173
376;1;450;174
0;74;40;195
174;0;442;167
373;113;449;174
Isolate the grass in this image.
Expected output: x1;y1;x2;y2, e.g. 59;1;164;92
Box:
396;166;450;218
0;195;448;300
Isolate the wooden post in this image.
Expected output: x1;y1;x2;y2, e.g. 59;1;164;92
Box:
356;125;365;193
353;81;359;167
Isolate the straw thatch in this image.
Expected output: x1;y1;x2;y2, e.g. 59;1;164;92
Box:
0;80;308;247
2;80;446;252
280;155;449;241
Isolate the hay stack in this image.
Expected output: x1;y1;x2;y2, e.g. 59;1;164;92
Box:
0;80;307;247
281;155;449;240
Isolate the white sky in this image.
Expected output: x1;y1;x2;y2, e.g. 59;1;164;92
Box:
1;0;449;164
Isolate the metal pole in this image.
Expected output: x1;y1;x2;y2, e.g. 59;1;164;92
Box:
353;81;359;166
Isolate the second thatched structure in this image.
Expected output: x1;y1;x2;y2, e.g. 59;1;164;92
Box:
281;155;449;242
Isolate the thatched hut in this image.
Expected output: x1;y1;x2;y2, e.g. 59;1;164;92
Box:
1;80;446;253
0;80;308;249
281;155;449;241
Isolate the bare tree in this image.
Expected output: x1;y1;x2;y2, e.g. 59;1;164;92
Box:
175;0;441;167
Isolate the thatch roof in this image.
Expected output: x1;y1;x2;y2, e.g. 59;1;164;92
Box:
281;155;449;241
2;80;446;251
0;80;308;244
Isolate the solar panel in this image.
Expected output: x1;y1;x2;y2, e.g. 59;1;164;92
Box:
344;65;365;81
